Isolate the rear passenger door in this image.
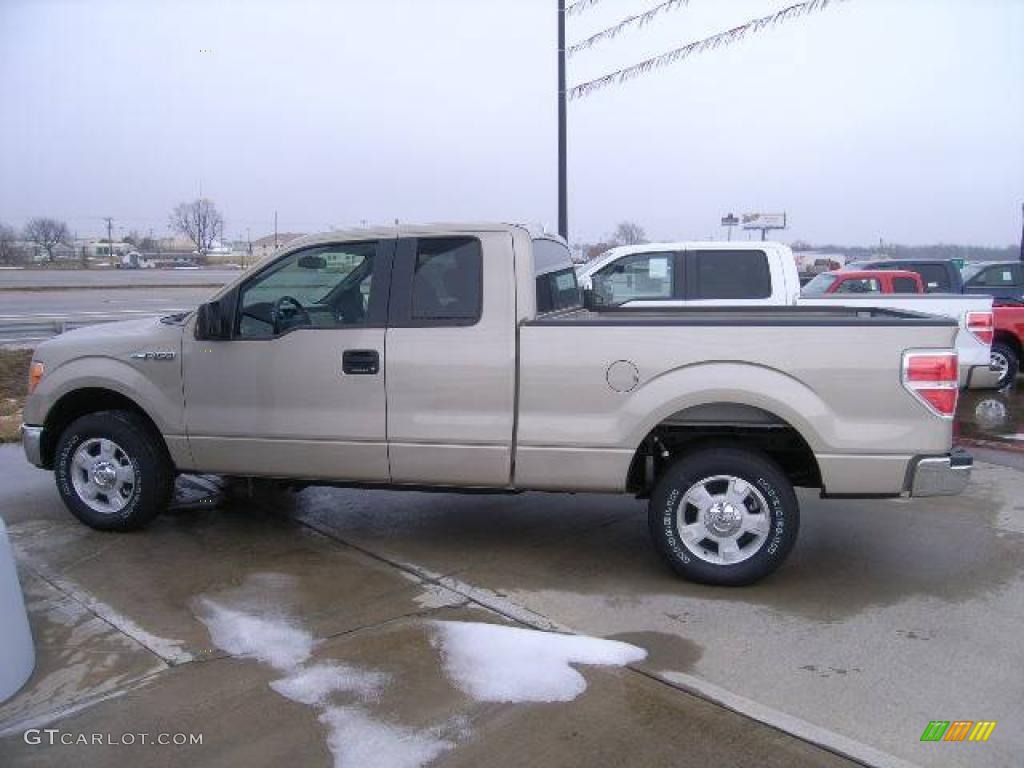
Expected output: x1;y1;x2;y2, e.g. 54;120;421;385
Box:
385;233;517;486
683;249;774;304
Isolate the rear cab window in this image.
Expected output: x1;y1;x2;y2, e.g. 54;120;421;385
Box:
892;276;919;293
533;238;582;313
390;236;483;326
689;250;771;300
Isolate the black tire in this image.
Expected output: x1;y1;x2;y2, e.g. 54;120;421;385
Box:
648;447;799;586
54;410;173;531
991;341;1019;389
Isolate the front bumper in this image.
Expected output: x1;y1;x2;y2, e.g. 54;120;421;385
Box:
909;449;972;497
20;425;44;468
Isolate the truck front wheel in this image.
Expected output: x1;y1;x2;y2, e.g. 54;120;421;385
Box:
54;410;173;531
648;447;799;586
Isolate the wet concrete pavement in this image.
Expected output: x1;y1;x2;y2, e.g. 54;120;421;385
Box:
0;448;855;768
0;442;1021;767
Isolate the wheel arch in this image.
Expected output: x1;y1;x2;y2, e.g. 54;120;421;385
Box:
41;388;167;470
627;401;823;495
993;330;1021;357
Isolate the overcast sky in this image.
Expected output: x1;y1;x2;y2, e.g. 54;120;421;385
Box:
1;0;1021;246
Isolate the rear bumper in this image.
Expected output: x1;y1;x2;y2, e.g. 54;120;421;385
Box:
909;449;972;497
20;425;44;468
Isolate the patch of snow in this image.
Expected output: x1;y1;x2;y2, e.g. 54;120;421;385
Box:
411;583;466;610
319;706;454;768
431;620;646;703
271;662;390;706
195;585;460;768
195;598;316;672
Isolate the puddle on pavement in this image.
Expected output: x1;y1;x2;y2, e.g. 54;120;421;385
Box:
606;631;702;673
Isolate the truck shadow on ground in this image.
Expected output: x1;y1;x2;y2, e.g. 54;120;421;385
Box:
272;467;1024;625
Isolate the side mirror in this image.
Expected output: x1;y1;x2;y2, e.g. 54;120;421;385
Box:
297;254;327;270
195;296;233;340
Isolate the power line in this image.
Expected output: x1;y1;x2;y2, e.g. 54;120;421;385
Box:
570;0;847;99
567;0;691;57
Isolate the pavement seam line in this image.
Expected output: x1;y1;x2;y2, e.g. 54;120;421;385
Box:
12;549;192;666
288;512;922;768
0;669;168;739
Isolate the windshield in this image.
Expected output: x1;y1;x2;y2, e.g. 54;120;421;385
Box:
802;273;838;296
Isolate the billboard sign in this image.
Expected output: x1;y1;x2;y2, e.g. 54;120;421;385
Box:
741;213;786;230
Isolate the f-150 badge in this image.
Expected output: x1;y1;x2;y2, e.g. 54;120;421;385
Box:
130;351;176;361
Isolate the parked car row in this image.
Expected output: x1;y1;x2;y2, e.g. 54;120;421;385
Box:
576;243;998;390
846;258;1024;302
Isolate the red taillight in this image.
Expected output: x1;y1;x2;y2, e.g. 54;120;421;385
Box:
902;351;958;418
967;311;993;345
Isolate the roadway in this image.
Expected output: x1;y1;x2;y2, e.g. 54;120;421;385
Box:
0;268;239;289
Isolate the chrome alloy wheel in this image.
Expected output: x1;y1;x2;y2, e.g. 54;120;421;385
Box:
70;438;137;515
675;475;771;565
990;350;1010;385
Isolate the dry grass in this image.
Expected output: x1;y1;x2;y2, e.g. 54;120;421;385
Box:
0;349;33;443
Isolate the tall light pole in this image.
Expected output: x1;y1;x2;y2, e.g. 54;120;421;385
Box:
557;0;568;240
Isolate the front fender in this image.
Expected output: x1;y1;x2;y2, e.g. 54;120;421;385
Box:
25;355;184;436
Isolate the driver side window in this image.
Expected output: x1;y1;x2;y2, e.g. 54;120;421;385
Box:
237;242;378;339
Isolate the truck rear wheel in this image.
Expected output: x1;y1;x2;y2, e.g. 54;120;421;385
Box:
54;410;173;531
648;447;799;586
991;341;1019;389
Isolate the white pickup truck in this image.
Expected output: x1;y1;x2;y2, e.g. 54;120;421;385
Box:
577;242;997;389
21;224;971;586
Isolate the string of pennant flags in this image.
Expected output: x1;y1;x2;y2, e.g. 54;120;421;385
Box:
566;0;848;99
567;0;692;56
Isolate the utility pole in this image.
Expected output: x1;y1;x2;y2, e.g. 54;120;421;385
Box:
557;0;568;240
274;210;279;249
1019;202;1023;263
246;227;252;268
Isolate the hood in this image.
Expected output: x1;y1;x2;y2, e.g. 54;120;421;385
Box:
32;316;186;371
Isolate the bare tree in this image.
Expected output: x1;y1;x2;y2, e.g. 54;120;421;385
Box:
24;217;70;262
611;221;647;246
0;223;23;265
169;199;223;257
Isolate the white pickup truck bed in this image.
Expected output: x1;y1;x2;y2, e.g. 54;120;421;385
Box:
577;241;996;388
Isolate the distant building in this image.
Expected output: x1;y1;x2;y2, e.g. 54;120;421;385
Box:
86;241;133;258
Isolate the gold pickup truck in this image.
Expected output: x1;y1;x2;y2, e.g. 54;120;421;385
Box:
21;223;971;585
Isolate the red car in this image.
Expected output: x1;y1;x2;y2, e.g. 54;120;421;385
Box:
992;304;1024;388
802;269;925;295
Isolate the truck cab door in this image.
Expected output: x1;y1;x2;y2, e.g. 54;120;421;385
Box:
384;233;517;486
182;238;394;481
